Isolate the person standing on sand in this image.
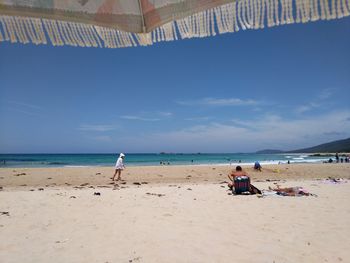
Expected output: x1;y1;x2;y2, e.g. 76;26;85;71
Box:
112;153;125;181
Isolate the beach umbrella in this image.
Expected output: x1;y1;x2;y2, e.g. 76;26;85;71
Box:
0;0;349;48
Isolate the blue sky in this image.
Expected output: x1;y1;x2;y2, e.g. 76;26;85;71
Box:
0;17;350;153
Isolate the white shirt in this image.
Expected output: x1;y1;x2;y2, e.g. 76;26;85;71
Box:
115;157;125;169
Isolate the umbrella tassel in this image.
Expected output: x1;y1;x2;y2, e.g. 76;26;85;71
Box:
77;24;92;47
331;0;337;18
3;17;17;43
214;6;224;33
310;0;320;20
260;0;266;28
14;17;29;44
23;18;39;44
237;1;246;30
281;0;286;24
65;22;79;46
342;0;350;16
56;21;72;46
1;0;350;48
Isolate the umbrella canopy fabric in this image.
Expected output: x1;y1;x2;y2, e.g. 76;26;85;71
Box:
0;0;349;48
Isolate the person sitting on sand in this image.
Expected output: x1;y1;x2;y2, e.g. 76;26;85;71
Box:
228;166;261;194
227;165;250;190
112;153;125;181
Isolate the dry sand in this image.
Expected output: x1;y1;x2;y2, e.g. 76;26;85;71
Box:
1;163;350;262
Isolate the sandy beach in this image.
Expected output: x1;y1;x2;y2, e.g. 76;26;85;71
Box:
1;163;350;262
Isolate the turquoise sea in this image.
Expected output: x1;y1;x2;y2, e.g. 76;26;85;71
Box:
0;153;333;168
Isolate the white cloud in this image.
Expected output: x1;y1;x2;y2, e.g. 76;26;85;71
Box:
295;102;319;114
8;101;43;110
7;108;43;117
120;111;172;121
318;88;334;100
79;124;117;132
120;115;161;121
158;112;173;117
185;116;211;121
6;101;44;117
295;88;334;113
119;111;350;152
177;97;259;106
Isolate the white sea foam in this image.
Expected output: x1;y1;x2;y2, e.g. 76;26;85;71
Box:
64;165;91;168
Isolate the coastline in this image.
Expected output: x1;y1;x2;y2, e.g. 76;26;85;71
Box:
1;152;347;168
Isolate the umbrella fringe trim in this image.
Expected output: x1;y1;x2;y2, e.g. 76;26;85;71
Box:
0;0;349;48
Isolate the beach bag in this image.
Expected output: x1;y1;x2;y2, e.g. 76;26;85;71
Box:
234;176;250;194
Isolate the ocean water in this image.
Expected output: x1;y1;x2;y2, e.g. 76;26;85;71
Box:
0;153;333;168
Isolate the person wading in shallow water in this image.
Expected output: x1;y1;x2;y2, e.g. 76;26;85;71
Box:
112;153;125;181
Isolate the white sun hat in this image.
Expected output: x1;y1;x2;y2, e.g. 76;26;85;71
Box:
119;153;125;158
